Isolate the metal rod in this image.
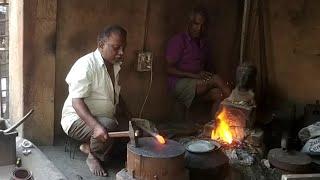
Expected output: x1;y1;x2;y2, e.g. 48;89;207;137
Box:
240;0;251;64
142;0;150;51
137;124;159;140
4;109;34;133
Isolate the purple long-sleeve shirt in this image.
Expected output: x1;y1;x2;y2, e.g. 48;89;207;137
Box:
166;32;210;90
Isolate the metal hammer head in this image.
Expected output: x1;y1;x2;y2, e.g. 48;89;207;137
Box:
129;118;165;146
128;121;139;147
131;118;158;133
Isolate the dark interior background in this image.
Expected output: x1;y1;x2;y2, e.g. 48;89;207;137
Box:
11;0;320;145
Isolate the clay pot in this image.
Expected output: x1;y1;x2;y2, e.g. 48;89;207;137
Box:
11;167;33;180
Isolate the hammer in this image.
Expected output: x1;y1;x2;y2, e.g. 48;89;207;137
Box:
106;120;140;147
107;118;165;146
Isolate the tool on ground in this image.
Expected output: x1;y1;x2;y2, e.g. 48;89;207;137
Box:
268;106;312;172
0;109;34;134
268;132;312;172
0;109;34;166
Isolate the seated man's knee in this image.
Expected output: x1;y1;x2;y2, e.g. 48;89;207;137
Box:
96;117;118;131
209;88;223;101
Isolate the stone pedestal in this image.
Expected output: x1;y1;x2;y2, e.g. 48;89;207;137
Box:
117;137;189;180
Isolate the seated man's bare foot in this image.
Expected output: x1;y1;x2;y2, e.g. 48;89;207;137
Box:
79;143;90;154
86;153;108;176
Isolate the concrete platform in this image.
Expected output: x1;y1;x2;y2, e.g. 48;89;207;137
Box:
39;136;127;180
0;137;66;179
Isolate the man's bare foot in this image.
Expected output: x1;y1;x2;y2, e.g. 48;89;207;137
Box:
86;153;108;176
79;143;90;154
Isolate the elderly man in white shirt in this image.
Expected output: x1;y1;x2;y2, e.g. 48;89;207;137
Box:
61;25;129;177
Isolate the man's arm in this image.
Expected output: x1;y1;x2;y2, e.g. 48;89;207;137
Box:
72;98;109;142
167;59;214;81
167;59;201;79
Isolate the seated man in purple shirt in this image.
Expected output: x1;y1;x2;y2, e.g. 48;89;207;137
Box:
166;7;231;119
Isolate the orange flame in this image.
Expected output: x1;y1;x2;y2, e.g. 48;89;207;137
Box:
211;108;233;144
155;135;166;144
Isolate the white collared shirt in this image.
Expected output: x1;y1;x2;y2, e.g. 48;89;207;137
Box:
61;49;121;134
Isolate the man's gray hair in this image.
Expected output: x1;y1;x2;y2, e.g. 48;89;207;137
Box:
97;25;127;44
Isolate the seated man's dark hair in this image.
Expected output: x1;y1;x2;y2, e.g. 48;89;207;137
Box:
189;6;209;23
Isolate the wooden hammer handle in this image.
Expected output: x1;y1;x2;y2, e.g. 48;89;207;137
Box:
108;131;129;138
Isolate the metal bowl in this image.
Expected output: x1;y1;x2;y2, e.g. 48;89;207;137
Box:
11;167;33;180
185;139;221;153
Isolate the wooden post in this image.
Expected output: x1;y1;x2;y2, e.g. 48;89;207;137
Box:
240;0;251;64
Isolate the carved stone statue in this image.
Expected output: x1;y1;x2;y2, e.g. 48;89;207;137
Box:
226;63;257;107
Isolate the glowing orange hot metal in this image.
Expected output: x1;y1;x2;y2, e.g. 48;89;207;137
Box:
155;135;166;144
